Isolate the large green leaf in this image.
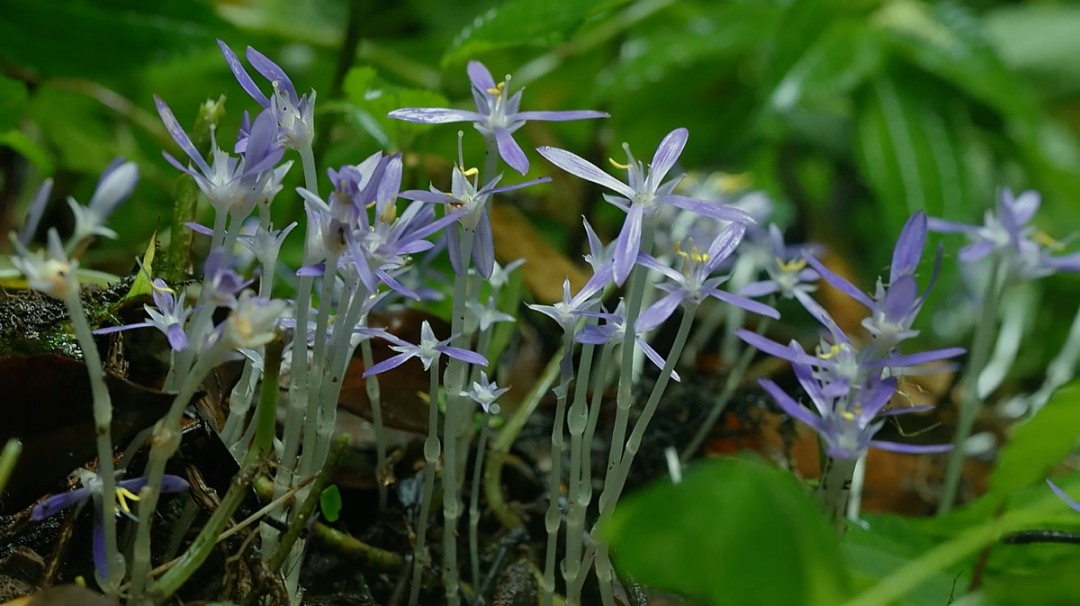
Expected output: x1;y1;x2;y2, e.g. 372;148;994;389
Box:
342;66;450;150
988;382;1080;501
872;0;1037;122
854;69;977;237
604;456;851;606
843;515;964;606
0;0;228;77
983;5;1080;99
442;0;628;67
0;76;29;132
982;555;1080;606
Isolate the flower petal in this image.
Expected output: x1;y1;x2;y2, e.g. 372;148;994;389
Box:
217;40;270;107
867;347;966;368
704;288;781;319
739;280;781;298
758;378;827;434
636;336;680;382
31;487;92;521
1048;479;1080;513
891;211;927;282
438;345;488;367
514;110;609;121
495;127;530;174
363;352;414;378
803;254;875;310
612;204;644;286
646;128;688;191
868;440;954;454
926;218;977;234
246;46;297;101
387;108;484;124
467;61;497;93
959;241;994;263
635;290;686;333
660;194;755;224
536;147;635;199
735;330;819;366
154;96;211;175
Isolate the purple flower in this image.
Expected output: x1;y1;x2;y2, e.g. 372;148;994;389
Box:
401;139;549;279
388;60;608;175
758;369;952;460
634;224;780;332
155;97;284;218
806;211;940;348
1048;479;1080;513
362;320;488;377
17;177;53;247
537;128;756;285
32;472;189;580
94;279;193;351
203;248;251;309
736;290;965;396
463;371;509;413
739;224;820;299
575;299;681;382
527;270;611;333
219;40;317;151
929;189;1080;280
68;157;139;244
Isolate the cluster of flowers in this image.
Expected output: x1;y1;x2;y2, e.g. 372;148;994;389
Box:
12;33;1080;604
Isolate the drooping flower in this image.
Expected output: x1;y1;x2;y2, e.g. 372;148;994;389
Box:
401;136;549;279
758;366;952;460
32;470;189;580
739;224;820;300
806;211;941;349
67;158;139;245
219;40;317;151
93;279;193;351
362;320;488;377
633;224;780;332
929;189;1080;280
462;371;509;413
388;61;607;175
538;128;756;285
8;228;77;300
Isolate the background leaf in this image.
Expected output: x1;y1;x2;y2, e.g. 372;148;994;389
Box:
0;75;29;132
604;456;851;606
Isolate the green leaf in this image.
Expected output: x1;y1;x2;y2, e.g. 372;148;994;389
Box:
0;0;227;77
0;76;29;132
604;456;851;606
320;485;342;523
442;0;627;67
854;69;977;239
983;5;1080;98
988;382;1080;501
0;130;54;175
873;0;1037;121
982;554;1080;605
122;228;159;303
342;66;450;149
843;515;966;606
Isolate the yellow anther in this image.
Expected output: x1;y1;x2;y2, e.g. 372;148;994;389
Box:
149;280;175;295
839;410;856;421
776;257;808;273
458;165;479;178
485;81;506;96
1033;230;1066;251
365;200;377;209
609;158;632;170
417;390;431;404
818;343;841;360
380;202;398;224
115;486;141;515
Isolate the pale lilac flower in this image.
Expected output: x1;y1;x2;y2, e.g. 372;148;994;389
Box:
67;158;139;243
203;248;251;309
32;471;189;580
238;222;298;268
17;177;53;246
527;270;611;333
806;211;940;348
8;228;76;299
634;224;780;332
758;369;952;460
217;291;288;350
156;98;284;219
739;224;820;299
467;295;515;333
362;320;488;377
576;299;680;382
388;61;607;175
401;137;549;279
1048;479;1080;513
94;279;193;351
929;189;1080;280
489;258;526;292
463;371;509;413
219;40;317;151
538;128;756;285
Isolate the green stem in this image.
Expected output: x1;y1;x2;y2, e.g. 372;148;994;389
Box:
939;260;1005;514
300;144;320;199
563;339;596;597
542;333;576;606
0;439;20;495
361;337;388;512
817;456;858;530
409;363;443;606
64;286;121;589
469;410;492;590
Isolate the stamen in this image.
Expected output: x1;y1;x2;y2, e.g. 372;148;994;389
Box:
818;344;841;360
708;171;752;194
485;81;506;96
115;486;142;515
609;158;632;170
460;166;479;178
1033;230;1066;251
380;202;398;224
839;410;856;421
776;257;809;273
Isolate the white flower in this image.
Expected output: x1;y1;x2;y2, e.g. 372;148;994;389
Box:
9;228;77;299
